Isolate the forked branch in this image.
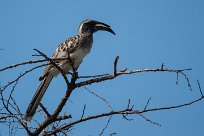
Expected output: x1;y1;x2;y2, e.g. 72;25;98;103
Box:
0;50;203;136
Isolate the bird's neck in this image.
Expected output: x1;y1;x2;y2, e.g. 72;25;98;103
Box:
78;31;93;37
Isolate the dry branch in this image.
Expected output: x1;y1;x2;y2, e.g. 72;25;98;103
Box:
0;49;203;136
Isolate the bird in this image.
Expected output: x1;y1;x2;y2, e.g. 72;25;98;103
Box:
24;19;115;121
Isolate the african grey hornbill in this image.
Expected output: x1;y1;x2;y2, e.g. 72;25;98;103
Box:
24;19;115;121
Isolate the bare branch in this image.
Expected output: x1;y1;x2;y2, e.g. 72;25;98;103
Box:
109;133;117;136
80;104;86;120
114;56;119;75
138;113;161;126
0;59;47;72
99;116;112;136
197;80;203;97
144;97;152;111
39;103;51;118
2;64;46;91
75;67;192;88
78;73;109;79
47;92;203;135
33;48;69;85
1;51;202;136
84;87;113;110
143;96;204;113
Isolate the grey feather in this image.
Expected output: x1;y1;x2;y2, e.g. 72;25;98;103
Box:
24;74;53;121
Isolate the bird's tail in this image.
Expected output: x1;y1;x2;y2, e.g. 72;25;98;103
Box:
24;74;53;121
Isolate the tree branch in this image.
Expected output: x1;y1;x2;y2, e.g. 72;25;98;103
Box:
47;92;203;135
0;51;202;135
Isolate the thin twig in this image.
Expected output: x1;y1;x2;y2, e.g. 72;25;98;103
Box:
0;56;73;72
138;113;161;126
0;59;47;72
48;94;203;135
99;116;112;136
39;103;51;118
176;72;179;85
78;73;109;79
33;49;69;85
114;56;119;75
75;67;192;88
2;64;46;91
144;97;152;110
1;53;200;135
197;80;203;97
84;87;113;110
80;104;86;120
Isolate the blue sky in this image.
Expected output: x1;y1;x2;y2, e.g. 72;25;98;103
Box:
0;0;204;135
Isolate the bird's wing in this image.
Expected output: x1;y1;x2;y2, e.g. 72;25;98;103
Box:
39;35;85;80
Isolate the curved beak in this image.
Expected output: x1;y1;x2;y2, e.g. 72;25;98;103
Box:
94;22;115;35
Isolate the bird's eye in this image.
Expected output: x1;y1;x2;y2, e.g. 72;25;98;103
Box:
82;25;89;31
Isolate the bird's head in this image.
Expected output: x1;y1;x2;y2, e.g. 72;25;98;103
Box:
78;19;115;35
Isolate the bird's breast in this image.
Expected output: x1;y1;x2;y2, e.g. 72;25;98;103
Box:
70;43;92;68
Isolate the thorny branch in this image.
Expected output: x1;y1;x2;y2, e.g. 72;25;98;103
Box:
0;50;203;136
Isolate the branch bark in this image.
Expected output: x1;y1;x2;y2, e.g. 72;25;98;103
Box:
0;50;203;136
